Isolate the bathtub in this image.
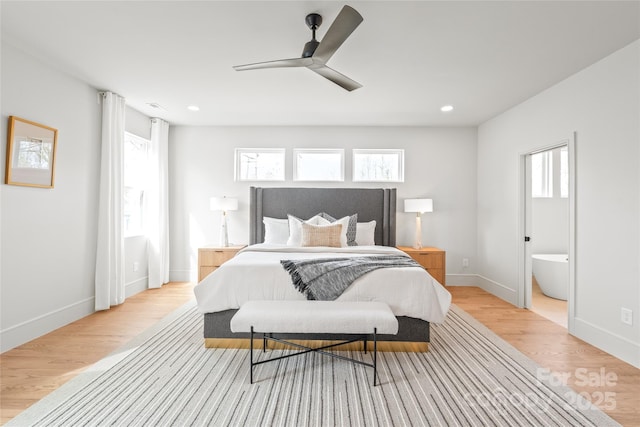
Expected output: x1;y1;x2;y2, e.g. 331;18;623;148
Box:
532;254;568;300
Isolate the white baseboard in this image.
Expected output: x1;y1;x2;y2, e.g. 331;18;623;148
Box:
445;274;478;286
125;277;148;298
475;274;518;305
170;269;194;283
1;278;150;354
573;317;640;368
469;274;639;368
0;297;95;353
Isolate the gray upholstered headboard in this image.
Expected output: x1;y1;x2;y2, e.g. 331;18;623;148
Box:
249;187;396;246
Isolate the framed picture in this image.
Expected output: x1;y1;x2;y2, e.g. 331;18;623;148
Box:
5;116;58;188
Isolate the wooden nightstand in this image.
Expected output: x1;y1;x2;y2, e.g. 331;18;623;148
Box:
396;246;446;286
198;245;245;282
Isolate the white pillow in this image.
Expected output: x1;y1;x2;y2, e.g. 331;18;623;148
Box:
263;217;289;244
287;214;329;246
355;220;376;246
330;216;351;247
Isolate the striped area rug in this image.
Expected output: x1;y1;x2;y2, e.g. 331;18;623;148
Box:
8;301;619;427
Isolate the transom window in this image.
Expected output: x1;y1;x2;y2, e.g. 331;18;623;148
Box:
353;149;404;182
235;148;285;181
293;149;344;181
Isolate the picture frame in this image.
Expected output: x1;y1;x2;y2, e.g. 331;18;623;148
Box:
5;116;58;188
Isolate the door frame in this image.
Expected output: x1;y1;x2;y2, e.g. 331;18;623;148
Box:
517;133;576;333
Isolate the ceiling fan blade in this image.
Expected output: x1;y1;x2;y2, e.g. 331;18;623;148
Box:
312;5;363;63
309;64;362;91
233;57;313;71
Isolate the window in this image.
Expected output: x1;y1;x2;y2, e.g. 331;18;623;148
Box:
531;150;553;198
531;147;568;198
353;149;404;182
560;146;568;198
124;132;149;237
235;148;285;181
293;149;344;181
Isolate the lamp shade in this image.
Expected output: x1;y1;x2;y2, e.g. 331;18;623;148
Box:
210;197;238;212
404;198;433;213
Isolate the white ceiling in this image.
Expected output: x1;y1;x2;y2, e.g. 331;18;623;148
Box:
2;1;639;127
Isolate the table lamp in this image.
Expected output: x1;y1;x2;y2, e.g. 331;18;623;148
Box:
404;198;433;249
210;196;238;247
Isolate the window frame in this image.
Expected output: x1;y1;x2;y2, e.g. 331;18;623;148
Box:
235;148;286;182
352;149;405;183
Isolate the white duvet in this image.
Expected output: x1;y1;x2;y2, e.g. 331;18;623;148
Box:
193;244;452;323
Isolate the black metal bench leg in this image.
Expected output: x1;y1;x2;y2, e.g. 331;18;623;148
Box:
250;326;254;384
263;333;267;352
373;327;377;386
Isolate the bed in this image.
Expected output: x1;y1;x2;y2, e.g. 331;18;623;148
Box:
194;187;451;349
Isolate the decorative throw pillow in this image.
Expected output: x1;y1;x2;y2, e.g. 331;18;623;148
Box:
318;212;358;246
355;220;376;246
300;222;343;247
286;214;330;246
263;217;289;244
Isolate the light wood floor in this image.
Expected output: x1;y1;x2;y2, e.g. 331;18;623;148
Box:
0;282;195;425
2;284;639;426
531;276;568;328
450;286;640;426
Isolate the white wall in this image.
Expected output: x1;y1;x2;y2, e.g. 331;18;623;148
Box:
0;44;154;352
477;40;640;367
168;126;478;284
0;42;101;351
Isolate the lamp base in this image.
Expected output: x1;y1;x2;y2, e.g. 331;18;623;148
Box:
413;214;423;249
220;212;229;247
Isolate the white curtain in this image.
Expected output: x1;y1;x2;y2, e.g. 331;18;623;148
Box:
146;118;170;288
95;92;126;310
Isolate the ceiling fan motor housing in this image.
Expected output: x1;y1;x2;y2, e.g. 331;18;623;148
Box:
302;40;320;58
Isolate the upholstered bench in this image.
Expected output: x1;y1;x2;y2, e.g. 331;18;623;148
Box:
230;300;399;386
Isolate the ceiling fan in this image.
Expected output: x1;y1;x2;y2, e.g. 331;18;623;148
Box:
233;5;364;91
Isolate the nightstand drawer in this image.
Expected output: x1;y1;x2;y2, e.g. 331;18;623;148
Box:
426;268;444;284
396;246;446;286
199;266;218;281
198;245;245;282
407;252;443;268
200;250;235;267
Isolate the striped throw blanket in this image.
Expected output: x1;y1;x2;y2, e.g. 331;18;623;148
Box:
280;255;422;301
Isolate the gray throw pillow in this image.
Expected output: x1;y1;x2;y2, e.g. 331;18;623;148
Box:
318;212;358;246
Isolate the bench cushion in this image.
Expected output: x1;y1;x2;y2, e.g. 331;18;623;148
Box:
230;301;399;335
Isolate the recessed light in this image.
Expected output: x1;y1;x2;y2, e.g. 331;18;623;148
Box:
187;105;200;112
440;105;454;112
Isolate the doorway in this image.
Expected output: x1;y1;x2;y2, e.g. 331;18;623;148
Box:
519;134;576;332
